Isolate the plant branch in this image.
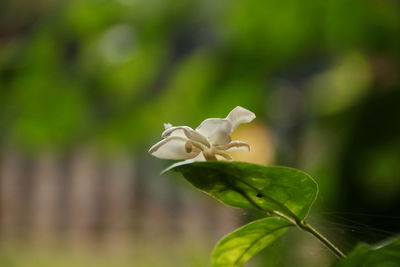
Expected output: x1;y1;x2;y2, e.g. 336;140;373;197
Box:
298;221;346;259
271;210;346;259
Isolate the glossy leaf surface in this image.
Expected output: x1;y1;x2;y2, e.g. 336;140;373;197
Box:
172;161;318;220
212;217;292;267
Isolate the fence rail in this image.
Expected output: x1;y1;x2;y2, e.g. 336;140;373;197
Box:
0;149;239;248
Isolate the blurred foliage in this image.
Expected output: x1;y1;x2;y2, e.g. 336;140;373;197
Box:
335;237;400;267
1;0;398;152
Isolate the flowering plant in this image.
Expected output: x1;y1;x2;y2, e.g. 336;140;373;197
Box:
149;107;400;267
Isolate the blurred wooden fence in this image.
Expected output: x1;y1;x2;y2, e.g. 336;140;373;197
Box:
0;149;239;248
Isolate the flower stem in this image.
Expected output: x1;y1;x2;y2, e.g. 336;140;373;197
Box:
297;220;346;259
271;211;346;259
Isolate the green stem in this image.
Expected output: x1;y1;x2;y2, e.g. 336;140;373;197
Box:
298;221;346;259
271;211;346;259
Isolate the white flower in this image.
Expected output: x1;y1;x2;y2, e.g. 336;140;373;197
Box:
149;106;256;162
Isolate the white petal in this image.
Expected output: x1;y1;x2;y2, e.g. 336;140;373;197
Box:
191;153;206;161
160;153;206;174
160;159;195;174
214;150;232;160
226;146;249;151
149;136;200;160
226;106;256;131
162;126;210;147
195;118;232;145
161;126;191;138
164;123;173;130
216;141;250;151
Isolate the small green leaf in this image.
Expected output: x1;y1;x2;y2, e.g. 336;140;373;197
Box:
335;237;400;267
172;161;318;221
212;217;292;267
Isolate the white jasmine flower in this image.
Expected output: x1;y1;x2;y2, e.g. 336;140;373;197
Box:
149;106;256;162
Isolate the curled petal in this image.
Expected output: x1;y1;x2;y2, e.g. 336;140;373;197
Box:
162;126;210;147
215;141;250;151
226;106;256;131
196;118;232;145
161;159;195;174
160;153;206;174
186;140;205;152
214;150;233;161
148;136;200;160
185;141;193;153
202;150;218;161
163;123;173;130
191;153;206;161
161;126;192;138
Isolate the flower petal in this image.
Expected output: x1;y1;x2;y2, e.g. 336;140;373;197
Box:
161;126;191;138
226;106;256;131
162;126;210;147
214;150;233;160
215;141;250;151
148;136;200;160
160;153;206;174
195;118;232;145
163;123;173;130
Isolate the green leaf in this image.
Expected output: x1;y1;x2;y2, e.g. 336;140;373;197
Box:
212;217;292;267
172;161;318;221
335;237;400;267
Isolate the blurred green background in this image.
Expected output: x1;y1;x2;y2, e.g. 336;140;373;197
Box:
0;0;399;266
